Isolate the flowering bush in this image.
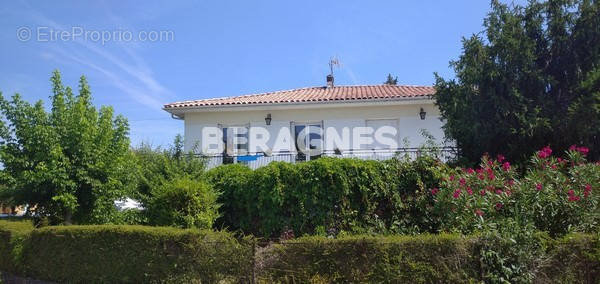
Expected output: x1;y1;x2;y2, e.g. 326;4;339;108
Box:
519;145;600;236
432;146;600;236
432;154;519;233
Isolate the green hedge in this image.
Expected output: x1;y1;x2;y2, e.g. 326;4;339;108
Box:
1;223;253;283
206;156;444;237
1;221;599;283
259;233;600;283
0;219;33;274
259;234;477;283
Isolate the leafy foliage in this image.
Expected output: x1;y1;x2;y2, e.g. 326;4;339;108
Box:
433;145;600;237
16;225;252;283
206;156;446;237
0;70;135;224
146;177;220;229
435;0;600;164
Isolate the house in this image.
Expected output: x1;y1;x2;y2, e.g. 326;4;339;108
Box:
163;76;455;169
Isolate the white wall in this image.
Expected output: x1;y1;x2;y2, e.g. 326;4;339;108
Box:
182;103;448;154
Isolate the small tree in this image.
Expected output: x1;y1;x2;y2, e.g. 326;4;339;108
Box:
384;73;398;85
0;70;135;224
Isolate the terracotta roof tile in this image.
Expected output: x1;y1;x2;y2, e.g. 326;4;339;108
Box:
164;85;434;109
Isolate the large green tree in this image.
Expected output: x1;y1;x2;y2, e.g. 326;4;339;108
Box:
435;0;600;163
0;70;135;224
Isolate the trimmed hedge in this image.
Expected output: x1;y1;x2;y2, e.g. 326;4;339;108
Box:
0;219;33;274
258;233;600;283
2;224;253;283
259;234;478;283
1;221;599;283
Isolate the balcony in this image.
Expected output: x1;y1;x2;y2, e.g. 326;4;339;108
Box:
201;147;457;169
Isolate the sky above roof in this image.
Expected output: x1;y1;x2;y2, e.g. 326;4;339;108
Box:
0;0;526;147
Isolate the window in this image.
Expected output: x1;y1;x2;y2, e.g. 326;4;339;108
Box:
221;125;249;164
293;122;323;161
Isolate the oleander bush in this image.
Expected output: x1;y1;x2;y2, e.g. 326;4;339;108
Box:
433;145;600;236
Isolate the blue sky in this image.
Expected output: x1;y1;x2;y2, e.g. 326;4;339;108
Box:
0;1;524;147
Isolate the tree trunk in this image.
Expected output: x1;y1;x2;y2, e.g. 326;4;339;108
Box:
64;211;73;225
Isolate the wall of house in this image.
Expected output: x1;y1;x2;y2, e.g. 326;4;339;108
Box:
182;102;449;154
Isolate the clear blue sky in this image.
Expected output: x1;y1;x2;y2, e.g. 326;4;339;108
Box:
0;1;525;147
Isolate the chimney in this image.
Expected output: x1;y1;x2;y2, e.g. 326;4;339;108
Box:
326;74;334;88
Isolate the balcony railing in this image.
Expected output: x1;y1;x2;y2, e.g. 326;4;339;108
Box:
200;147;457;169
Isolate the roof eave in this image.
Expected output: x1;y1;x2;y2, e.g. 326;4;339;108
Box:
163;96;435;116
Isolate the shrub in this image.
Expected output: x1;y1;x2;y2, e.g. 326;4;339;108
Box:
259;234;478;283
0;219;33;273
258;233;600;283
433;146;600;236
146;177;220;229
133;135;206;209
205;163;258;232
18;225;253;283
206;156;447;237
519;146;600;236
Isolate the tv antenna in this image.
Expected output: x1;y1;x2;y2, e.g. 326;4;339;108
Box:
329;56;341;76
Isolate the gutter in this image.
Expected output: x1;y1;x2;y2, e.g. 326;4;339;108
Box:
163;96;435;115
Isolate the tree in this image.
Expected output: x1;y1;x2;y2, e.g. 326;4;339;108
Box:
133;135;205;205
384;73;398;85
435;0;600;164
0;70;136;224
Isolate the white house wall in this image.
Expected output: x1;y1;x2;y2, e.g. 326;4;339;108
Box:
182;103;447;154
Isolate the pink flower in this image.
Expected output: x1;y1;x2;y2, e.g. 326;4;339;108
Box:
488;172;496;180
568;195;581;202
569;145;577;151
476;168;483;174
507;179;515;186
502;162;511;171
497;154;505;163
480;190;486;196
475;209;484;216
466;168;475;174
567;189;575;196
537;146;552;159
431;188;439;195
551;164;557;169
584;184;592;197
495;203;503;210
478;174;485;181
535;183;543;191
459;178;466;186
466;187;473;195
495;189;503;195
449;175;455;181
453;189;461;199
577;146;589;156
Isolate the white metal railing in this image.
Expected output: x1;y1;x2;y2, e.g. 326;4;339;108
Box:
200;147;457;169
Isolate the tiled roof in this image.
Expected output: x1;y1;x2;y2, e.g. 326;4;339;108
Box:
163;85;435;109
